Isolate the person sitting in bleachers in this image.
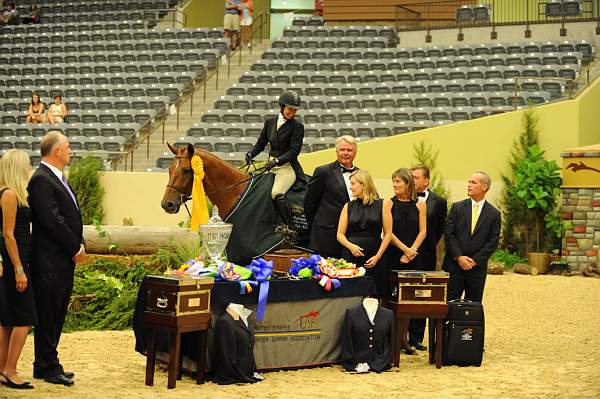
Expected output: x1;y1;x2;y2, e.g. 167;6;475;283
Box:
47;95;68;125
26;93;45;124
21;3;41;24
0;2;18;25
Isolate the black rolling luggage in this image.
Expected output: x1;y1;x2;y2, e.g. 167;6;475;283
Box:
443;300;485;366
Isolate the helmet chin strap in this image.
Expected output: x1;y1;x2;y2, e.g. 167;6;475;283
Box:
280;105;290;120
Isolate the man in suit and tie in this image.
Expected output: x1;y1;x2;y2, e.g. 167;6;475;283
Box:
408;164;447;351
443;172;501;303
304;135;358;258
28;131;85;386
246;90;305;230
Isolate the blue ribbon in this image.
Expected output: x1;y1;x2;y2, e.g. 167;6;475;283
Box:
245;258;273;321
289;254;322;276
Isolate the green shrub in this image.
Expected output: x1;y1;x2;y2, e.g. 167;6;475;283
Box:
68;156;105;224
491;249;526;270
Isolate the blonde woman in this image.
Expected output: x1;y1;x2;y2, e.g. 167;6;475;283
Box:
337;169;392;298
0;149;36;390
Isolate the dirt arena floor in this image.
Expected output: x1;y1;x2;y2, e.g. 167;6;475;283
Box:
3;273;600;399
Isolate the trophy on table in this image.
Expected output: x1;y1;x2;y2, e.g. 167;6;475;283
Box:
199;206;233;264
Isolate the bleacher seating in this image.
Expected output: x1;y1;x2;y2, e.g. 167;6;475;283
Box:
174;24;593;168
0;0;228;169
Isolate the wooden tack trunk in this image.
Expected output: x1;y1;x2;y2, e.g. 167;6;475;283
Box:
144;275;214;327
263;249;311;274
388;270;449;304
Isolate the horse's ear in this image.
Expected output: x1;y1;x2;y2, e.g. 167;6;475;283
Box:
186;143;195;158
167;142;179;155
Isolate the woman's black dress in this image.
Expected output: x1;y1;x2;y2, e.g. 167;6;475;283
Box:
340;199;387;297
386;198;424;271
0;189;37;326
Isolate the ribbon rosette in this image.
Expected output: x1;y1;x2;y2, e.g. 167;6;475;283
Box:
290;254;341;292
244;258;273;321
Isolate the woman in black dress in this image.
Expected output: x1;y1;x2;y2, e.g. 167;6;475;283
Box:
337;170;392;298
0;149;36;390
387;168;427;268
385;168;427;354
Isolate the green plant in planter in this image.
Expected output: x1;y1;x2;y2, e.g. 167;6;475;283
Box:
510;145;563;253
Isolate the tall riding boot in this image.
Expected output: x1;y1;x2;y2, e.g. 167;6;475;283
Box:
273;194;293;227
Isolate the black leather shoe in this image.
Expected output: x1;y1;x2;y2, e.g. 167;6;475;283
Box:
1;374;34;390
401;345;416;355
34;370;74;379
412;342;428;351
44;374;74;386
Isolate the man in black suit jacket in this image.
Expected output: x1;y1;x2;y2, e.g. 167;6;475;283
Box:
407;165;448;350
28;131;85;386
443;172;501;303
304;135;358;258
246;90;305;229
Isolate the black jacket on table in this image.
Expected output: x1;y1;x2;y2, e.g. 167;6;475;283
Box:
442;198;501;275
341;304;394;373
248;116;306;184
213;312;259;385
304;161;355;258
419;190;447;270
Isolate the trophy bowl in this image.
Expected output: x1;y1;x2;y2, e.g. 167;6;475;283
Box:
198;206;233;261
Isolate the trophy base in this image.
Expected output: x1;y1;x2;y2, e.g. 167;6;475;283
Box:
264;249;310;275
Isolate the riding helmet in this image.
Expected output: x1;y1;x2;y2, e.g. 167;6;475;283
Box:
278;90;301;110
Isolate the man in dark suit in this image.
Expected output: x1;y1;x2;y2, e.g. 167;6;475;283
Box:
28;131;85;386
246;90;305;229
304;135;358;258
443;172;501;303
408;164;448;351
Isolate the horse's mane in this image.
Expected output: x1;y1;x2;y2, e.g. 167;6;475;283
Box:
195;148;248;178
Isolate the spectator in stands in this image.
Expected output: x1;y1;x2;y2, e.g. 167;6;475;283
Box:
26;93;45;124
47;96;67;125
21;3;41;24
224;0;241;51
239;0;253;48
314;0;324;16
0;2;18;25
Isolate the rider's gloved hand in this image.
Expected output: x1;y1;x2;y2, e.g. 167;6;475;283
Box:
266;159;278;171
245;152;253;165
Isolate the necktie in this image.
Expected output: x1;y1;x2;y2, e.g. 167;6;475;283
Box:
341;166;356;174
61;174;79;209
471;203;480;234
417;192;426;198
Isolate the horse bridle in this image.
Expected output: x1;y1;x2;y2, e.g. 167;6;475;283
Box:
166;155;269;218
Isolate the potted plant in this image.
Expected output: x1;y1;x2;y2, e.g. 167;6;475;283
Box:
509;145;563;274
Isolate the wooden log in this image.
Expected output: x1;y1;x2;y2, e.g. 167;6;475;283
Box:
83;225;199;255
514;263;538;276
487;261;504;275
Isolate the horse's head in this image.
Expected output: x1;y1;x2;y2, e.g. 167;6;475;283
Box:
161;142;195;214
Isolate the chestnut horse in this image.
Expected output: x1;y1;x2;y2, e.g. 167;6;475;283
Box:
161;143;249;218
161;143;310;264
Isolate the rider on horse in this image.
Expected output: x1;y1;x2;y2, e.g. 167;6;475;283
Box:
245;90;305;230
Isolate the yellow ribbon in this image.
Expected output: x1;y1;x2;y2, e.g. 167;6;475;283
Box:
190;155;209;231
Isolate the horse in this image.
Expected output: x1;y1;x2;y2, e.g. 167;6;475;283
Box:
161;143;310;265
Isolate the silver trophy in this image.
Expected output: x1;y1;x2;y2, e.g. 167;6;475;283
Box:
199;206;233;263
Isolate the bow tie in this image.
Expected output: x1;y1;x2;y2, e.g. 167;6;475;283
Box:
417;192;426;198
341;166;356;174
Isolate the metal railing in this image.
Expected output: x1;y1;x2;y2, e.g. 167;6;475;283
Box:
395;0;600;32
